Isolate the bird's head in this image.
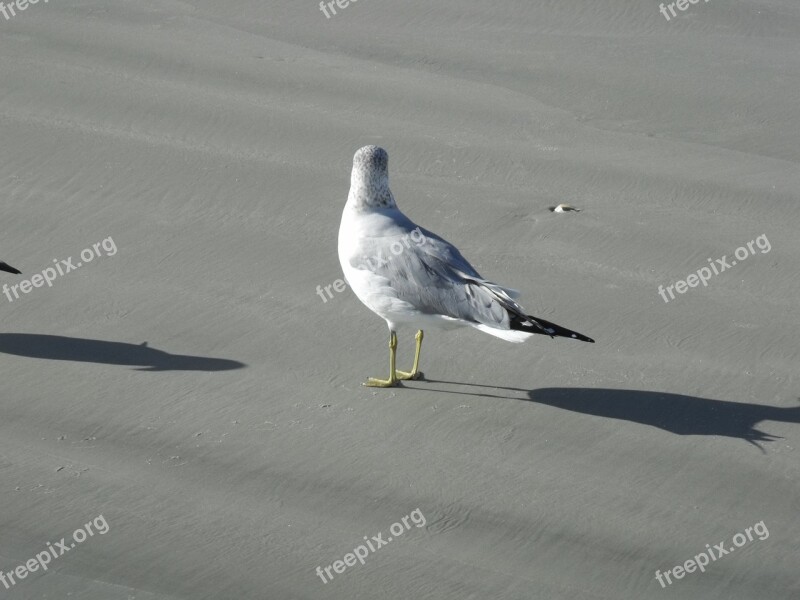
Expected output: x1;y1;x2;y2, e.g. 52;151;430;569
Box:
348;145;397;210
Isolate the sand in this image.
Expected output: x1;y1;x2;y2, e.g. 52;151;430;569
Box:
0;1;798;598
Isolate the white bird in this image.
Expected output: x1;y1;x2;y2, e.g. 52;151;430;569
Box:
0;262;20;275
338;146;594;387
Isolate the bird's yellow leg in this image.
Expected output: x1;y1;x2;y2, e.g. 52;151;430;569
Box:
396;329;424;380
364;331;400;387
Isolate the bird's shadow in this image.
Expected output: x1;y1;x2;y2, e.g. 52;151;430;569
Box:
0;334;246;372
412;380;800;451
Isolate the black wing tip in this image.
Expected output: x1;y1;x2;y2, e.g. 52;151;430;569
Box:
512;314;594;343
0;262;21;274
564;331;595;343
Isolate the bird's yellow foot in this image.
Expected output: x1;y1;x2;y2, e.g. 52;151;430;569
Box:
363;376;400;388
395;330;424;381
395;370;423;381
363;330;401;387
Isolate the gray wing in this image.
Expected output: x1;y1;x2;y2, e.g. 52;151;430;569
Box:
349;223;529;328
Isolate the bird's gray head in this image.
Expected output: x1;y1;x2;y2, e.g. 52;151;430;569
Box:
348;145;397;210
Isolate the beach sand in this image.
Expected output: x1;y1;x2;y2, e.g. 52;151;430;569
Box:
0;1;798;598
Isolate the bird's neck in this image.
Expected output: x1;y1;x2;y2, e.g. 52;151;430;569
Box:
348;176;397;211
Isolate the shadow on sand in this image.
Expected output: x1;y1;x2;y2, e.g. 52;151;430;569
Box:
0;334;246;372
411;380;800;450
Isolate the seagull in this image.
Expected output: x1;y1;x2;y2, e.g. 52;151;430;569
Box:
0;262;20;275
338;146;594;387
